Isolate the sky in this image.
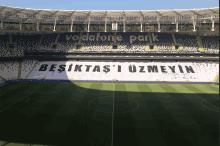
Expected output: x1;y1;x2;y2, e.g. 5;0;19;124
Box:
0;0;219;10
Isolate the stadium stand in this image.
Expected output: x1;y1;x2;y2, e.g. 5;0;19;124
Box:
20;59;39;79
57;32;81;52
12;33;42;56
152;32;174;53
202;36;219;53
175;34;199;53
0;32;219;55
117;32;149;51
81;32;114;52
39;33;57;51
0;33;11;57
0;60;19;80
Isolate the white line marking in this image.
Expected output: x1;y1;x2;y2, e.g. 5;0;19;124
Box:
111;83;115;146
201;99;219;112
10;97;30;109
0;89;39;114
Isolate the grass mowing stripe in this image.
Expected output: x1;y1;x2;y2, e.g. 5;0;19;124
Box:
171;84;198;93
136;83;153;93
19;83;65;111
74;82;94;89
140;92;194;145
22;83;73;129
162;93;218;144
126;85;143;99
188;84;219;93
0;89;39;114
124;83;140;92
24;83;68;113
209;84;219;89
0;82;39;96
45;83;93;132
33;85;81;133
68;82;219;94
197;94;219;107
168;84;199;93
100;83;115;91
75;83;97;98
158;84;199;93
114;83;126;92
89;82;104;91
153;92;200;126
181;84;212;94
18;86;72;134
125;92;167;145
57;83;91;109
0;82;49;108
150;92;218;145
202;84;219;92
73;82;112;145
158;84;180;93
146;84;167;93
113;83;145;146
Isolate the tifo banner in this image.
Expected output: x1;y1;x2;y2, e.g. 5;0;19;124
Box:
27;61;219;82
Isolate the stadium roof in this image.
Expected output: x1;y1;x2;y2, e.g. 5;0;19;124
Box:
0;6;219;24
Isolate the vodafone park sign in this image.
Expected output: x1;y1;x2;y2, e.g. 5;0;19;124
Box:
27;61;219;82
64;32;160;44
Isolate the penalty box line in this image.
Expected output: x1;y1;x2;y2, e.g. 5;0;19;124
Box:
0;89;39;114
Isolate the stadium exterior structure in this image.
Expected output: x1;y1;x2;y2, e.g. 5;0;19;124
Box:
0;6;219;33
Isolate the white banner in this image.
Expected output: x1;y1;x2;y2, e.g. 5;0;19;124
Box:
27;61;219;82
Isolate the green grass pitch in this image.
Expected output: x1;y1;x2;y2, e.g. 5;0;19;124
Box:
0;82;219;146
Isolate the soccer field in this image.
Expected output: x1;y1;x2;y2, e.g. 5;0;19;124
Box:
0;82;219;146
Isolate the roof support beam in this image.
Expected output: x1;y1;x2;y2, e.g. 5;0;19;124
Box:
139;11;144;32
211;15;215;31
209;9;219;14
157;16;161;32
4;8;24;19
176;21;179;32
190;10;201;18
123;11;126;32
0;6;7;16
59;10;76;24
173;10;182;16
104;11;107;32
88;17;90;32
87;11;91;32
70;19;73;32
22;10;42;23
40;10;59;24
192;15;196;32
155;10;163;17
139;10;144;20
53;16;57;31
140;20;143;32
